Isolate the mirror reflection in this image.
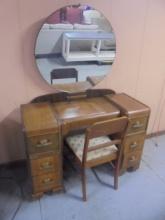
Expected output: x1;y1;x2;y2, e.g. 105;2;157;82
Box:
35;4;116;92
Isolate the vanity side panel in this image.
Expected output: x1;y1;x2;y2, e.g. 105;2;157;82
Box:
21;102;63;198
108;93;150;173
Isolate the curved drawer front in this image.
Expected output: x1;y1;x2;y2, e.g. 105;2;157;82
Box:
62;114;119;135
32;172;61;193
123;133;146;153
127;116;148;134
27;133;59;154
30;154;60;176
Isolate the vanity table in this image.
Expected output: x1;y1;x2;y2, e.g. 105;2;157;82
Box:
28;4;150;198
21;89;150;198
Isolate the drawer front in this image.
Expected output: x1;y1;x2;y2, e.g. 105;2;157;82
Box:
62;114;118;135
27;133;59;154
30;154;61;176
123;133;146;153
127;116;148;134
32;173;61;193
122;151;142;169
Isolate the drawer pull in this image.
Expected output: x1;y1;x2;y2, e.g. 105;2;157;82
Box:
42;178;53;184
132;121;144;129
36;139;52;148
130;142;138;149
129;156;136;162
40;162;53;170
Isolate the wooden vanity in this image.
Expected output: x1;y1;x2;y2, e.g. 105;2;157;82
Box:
21;89;150;198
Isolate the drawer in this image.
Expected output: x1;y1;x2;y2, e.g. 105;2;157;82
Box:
127;116;148;134
123;133;146;153
27;133;59;154
122;151;142;169
62;114;119;136
32;172;61;194
30;154;61;176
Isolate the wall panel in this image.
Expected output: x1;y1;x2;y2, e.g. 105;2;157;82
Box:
0;0;165;163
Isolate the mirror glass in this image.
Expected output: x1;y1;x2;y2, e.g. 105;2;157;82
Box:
35;4;116;92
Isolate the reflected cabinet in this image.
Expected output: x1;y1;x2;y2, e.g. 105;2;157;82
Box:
21;90;150;198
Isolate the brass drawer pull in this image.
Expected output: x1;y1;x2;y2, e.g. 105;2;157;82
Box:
42;178;53;184
129;156;136;162
130;142;138;149
36;139;52;148
132;121;144;129
40;162;53;170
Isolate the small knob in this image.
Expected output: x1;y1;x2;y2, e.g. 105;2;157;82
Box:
36;139;52;147
42;178;53;184
132;121;144;129
130;142;138;149
40;162;53;170
129;156;136;162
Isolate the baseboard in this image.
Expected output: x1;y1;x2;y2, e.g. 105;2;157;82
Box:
35;53;61;59
146;130;165;138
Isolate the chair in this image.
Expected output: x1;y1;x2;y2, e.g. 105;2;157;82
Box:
50;68;78;84
65;116;128;201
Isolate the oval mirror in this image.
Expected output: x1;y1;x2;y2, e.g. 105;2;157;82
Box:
35;4;116;92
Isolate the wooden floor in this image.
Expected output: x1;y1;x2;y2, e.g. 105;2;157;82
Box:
0;135;165;220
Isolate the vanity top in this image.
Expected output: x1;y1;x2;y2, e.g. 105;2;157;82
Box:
53;96;120;121
109;93;150;117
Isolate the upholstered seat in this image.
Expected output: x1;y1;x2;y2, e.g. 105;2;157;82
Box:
66;134;117;161
65;117;128;201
